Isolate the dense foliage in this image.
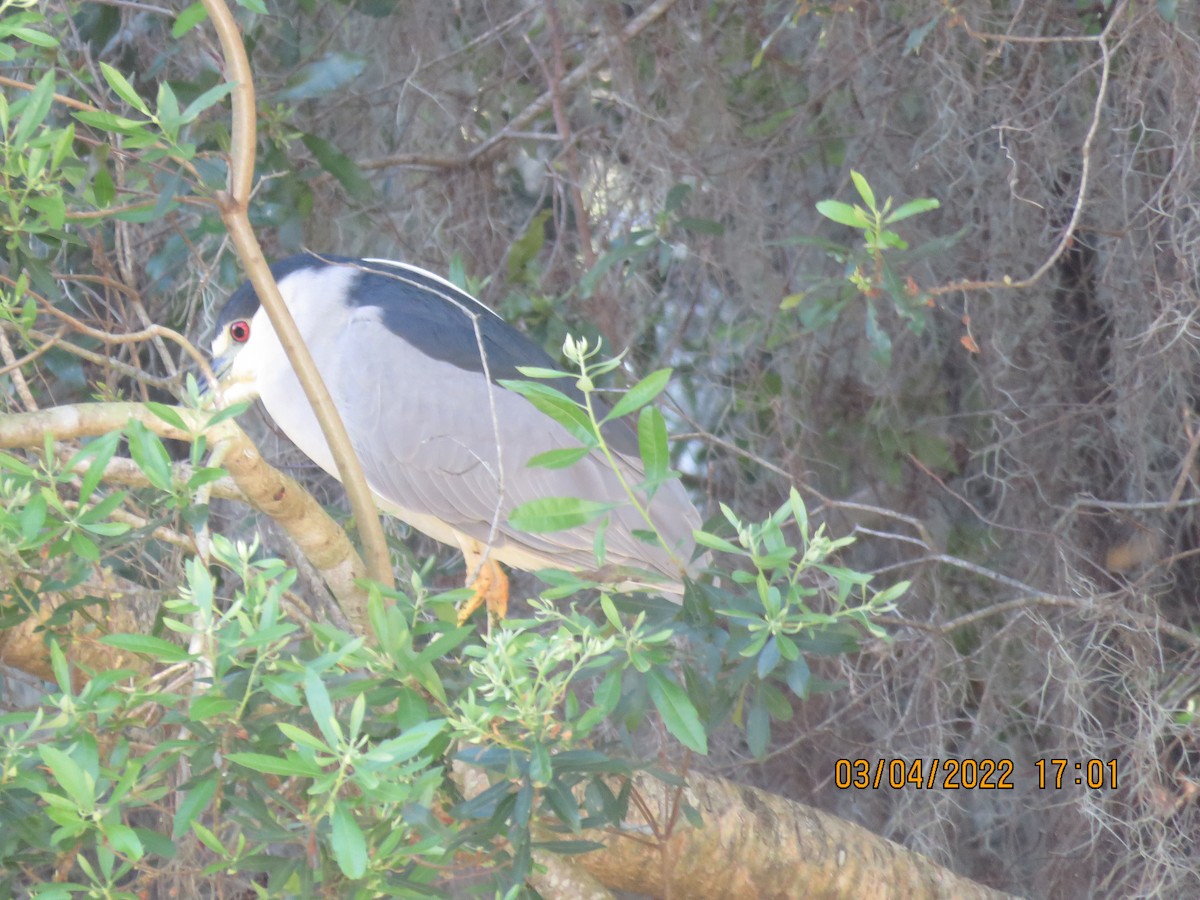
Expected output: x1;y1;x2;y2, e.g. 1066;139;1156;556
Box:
1;1;1198;897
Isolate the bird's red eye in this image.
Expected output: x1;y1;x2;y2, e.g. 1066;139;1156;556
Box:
229;320;251;343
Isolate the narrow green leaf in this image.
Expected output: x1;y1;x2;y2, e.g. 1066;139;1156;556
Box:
500;380;597;446
190;820;226;855
49;640;71;696
103;822;143;861
180;82;234;124
67;430;121;503
155;81;180;133
528;743;552;787
38;746;94;811
524;446;591;470
330;801;368;879
144;402;188;431
637;406;669;484
125;420;174;492
173;775;217;839
226;752;323;778
9;26;59;48
850;170;876;211
508;209;552;282
69;530;99;561
13;70;55;148
885;197;940;224
277;52;367;101
304;669;343;748
644;669;707;755
692;530;742;555
99;63;149;115
72;109;150;134
362;719;445;765
815;200;869;230
19;492;47;541
171;2;208;37
746;696;770;758
277;722;331;753
301;133;372;201
101;634;191;662
0;450;36;477
514;365;572;380
509;497;615;534
606;368;671;420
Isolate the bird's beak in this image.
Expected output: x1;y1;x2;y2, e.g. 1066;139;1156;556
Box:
203;331;258;410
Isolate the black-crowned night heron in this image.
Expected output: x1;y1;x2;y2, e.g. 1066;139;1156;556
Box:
211;253;702;621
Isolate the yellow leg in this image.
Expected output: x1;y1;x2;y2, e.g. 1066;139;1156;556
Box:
456;548;509;625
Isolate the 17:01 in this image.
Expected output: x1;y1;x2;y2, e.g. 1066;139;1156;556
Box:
1035;758;1118;789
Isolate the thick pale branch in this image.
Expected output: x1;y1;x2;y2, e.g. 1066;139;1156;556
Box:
0;403;371;631
570;772;1015;900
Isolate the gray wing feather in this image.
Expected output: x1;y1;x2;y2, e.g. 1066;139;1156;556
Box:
333;308;698;581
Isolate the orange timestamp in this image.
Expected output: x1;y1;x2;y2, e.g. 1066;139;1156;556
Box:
835;757;1014;790
835;758;1121;790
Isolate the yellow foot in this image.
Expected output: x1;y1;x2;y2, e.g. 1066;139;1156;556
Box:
456;556;509;625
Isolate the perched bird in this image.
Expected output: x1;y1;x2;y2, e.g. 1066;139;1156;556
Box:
211;253;702;620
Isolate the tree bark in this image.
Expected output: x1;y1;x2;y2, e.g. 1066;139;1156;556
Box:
567;772;1015;900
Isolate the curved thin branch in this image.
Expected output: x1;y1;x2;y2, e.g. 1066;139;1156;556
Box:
199;0;394;588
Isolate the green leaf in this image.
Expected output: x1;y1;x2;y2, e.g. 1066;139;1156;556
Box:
101;634;192;662
885;197;940;224
155;81;180;133
72;109;150;134
304;669;343;748
509;497;615;534
903;15;941;56
8;26;59;48
226;752;323;778
172;777;217;840
99;63;149;115
500;380;597;446
850;170;876;211
171;2;209;37
514;365;572;380
103;822;143;861
301;133;372;201
815;200;869;230
190;820;227;855
746;695;770;758
19;492;47;541
508;209;552;282
330;801;368;879
606;368;671;420
277;722;331;753
13;70;55;148
692;530;742;555
0;450;36;477
144;402;188;431
69;529;99;561
125;420;174;492
38;746;94;811
644;669;707;754
277;52;367;101
362;719;445;765
528;743;552;787
637;406;669;484
524;446;591;470
180;82;234;124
